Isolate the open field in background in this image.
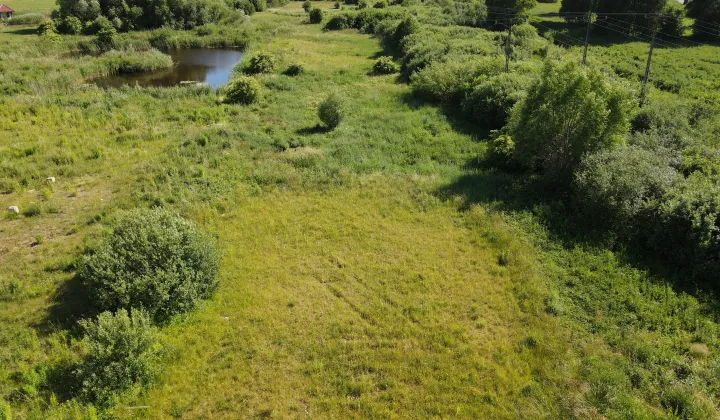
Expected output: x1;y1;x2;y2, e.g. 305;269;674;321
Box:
2;0;55;14
1;0;720;418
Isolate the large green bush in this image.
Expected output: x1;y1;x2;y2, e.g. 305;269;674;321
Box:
462;72;532;129
75;309;159;407
318;94;345;129
508;61;634;183
309;8;324;24
245;52;277;74
224;76;262;104
651;174;720;282
574;146;678;231
77;208;220;323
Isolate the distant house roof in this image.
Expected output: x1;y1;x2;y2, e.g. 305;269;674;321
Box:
0;4;14;12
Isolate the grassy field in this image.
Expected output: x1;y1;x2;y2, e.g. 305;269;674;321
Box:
2;1;720;419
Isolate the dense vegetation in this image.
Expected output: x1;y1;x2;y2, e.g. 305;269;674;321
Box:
2;0;720;418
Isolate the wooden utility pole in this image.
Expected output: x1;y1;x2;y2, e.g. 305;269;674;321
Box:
640;17;659;106
505;24;512;72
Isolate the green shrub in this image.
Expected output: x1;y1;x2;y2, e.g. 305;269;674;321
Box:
77;208;220;323
37;21;57;36
224;76;262;104
462;72;532;130
303;0;313;12
652;174;720;282
410;57;483;102
509;61;634;183
75;309;159;407
318;94;345;129
56;15;83;35
6;13;45;26
487;133;516;167
373;56;399;74
245;52;277;74
334;1;341;8
574;146;678;232
96;25;117;50
84;16;114;35
309;7;324;24
373;0;388;8
283;63;305;76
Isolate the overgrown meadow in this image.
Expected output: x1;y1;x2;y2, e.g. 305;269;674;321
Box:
1;0;720;418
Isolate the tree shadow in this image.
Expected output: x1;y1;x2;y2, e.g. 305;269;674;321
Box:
398;90;491;140
2;27;38;36
37;274;94;335
436;163;720;304
296;124;332;135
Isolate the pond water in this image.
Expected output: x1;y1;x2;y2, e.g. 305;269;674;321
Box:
94;49;243;90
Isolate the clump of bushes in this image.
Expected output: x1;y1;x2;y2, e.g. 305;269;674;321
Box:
75;309;159;407
224;76;262;104
303;0;313;12
77;208;220;323
309;8;324;24
462;72;532;130
284;63;305;76
318;94;345;129
245;52;277;74
410;57;482;103
56;0;241;31
373;56;399;74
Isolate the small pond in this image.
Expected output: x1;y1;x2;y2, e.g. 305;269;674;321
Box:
94;49;243;90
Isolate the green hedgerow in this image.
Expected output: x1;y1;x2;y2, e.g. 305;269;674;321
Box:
373;56;399;74
318;94;345;129
75;309;159;407
245;52;277;74
309;8;324;24
77;208;220;323
224;76;262;105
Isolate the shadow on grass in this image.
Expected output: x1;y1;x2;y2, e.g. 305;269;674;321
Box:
3;27;38;36
296;124;332;135
38;274;94;335
437;164;720;304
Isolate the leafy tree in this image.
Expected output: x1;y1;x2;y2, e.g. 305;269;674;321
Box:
486;0;537;24
508;61;634;183
560;0;668;36
77;209;220;323
303;0;312;12
75;309;159;407
686;0;720;40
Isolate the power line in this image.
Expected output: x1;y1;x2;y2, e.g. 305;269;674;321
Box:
603;16;704;46
593;18;685;48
